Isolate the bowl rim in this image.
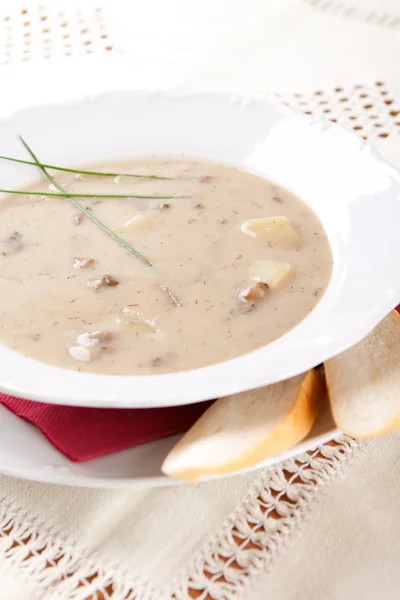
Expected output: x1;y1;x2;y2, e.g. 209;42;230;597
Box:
0;88;400;408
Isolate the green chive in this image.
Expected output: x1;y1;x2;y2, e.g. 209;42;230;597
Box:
18;136;153;267
0;154;174;180
0;189;180;200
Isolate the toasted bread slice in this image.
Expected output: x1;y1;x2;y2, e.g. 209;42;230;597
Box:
162;369;324;482
324;310;400;438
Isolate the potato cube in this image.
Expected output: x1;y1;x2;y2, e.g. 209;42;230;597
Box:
250;260;294;289
241;216;300;247
117;215;152;233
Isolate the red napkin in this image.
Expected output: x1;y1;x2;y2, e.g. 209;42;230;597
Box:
0;394;213;462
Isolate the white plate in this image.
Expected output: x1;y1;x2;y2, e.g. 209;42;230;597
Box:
0;403;337;488
0;91;400;408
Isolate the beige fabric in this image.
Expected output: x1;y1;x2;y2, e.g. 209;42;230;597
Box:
251;431;400;600
0;0;400;599
0;471;258;588
0;437;358;599
0;553;38;600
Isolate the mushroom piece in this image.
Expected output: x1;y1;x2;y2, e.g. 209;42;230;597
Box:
68;330;115;363
87;275;119;291
238;282;269;303
73;257;95;270
198;175;212;183
230;282;269;317
68;345;100;363
77;331;114;347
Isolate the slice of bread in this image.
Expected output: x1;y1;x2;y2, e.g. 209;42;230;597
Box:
162;369;324;482
324;310;400;438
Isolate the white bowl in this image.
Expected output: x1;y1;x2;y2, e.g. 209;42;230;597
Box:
1;91;400;408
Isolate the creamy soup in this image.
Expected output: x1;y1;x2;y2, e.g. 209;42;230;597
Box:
0;159;332;375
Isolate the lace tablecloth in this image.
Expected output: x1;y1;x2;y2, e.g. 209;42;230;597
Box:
1;1;400;599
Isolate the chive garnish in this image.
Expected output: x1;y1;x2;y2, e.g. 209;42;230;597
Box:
0;189;179;200
18;136;153;267
0;155;174;180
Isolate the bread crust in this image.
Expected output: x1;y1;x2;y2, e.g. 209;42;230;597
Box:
162;369;324;482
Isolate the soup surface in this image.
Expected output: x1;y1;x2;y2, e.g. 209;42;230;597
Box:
0;158;332;375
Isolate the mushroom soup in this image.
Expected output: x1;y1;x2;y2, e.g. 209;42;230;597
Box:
0;158;332;375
